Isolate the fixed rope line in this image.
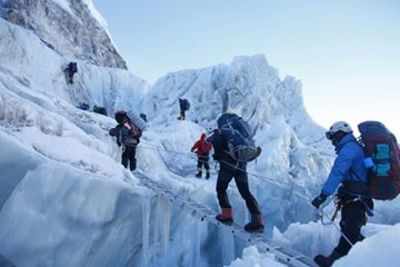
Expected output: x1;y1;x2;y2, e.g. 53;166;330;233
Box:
134;171;317;267
136;142;356;248
139;142;311;201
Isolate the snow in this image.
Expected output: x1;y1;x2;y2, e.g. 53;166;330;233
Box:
0;131;149;267
51;0;110;31
51;0;74;15
0;1;399;266
81;0;109;30
274;220;393;263
226;247;285;267
0;16;147;115
0;0;127;68
335;224;400;267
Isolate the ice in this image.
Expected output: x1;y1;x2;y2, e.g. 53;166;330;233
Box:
226;246;285;267
274;220;393;264
0;132;149;267
81;0;109;30
0;0;399;266
51;0;74;15
335;224;400;267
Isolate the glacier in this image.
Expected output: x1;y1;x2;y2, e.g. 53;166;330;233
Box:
0;0;400;267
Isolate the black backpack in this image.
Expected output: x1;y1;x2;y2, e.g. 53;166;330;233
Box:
179;99;190;111
217;113;261;162
69;62;78;73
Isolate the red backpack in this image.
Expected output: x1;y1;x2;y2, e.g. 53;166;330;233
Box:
358;121;400;200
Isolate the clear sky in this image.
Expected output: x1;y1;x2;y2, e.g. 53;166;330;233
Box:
95;0;400;135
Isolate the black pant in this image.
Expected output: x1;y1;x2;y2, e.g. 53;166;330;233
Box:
334;200;369;256
122;146;136;171
197;156;210;172
216;167;261;215
179;110;186;120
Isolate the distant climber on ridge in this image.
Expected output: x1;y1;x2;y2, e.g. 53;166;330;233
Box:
109;111;142;171
178;98;190;120
140;113;148;122
191;133;212;179
311;121;373;267
208;113;264;233
64;62;78;84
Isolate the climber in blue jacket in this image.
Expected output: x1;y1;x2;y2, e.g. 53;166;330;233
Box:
311;121;373;267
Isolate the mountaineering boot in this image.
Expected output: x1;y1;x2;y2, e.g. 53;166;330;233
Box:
244;214;264;233
314;251;343;267
216;208;233;224
206;172;210;179
131;159;137;172
196;170;202;178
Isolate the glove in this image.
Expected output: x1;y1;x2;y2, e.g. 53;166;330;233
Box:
311;193;327;209
117;140;121;147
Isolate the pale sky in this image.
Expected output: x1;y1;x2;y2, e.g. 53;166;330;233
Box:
95;0;400;135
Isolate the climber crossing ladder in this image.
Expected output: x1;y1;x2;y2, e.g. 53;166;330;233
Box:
133;171;317;267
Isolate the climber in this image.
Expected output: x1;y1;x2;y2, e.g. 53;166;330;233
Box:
109;111;142;171
178;98;190;120
311;121;373;267
191;133;212;179
208;128;264;233
65;62;78;84
140;113;148;122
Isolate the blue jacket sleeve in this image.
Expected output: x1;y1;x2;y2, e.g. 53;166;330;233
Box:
322;145;355;196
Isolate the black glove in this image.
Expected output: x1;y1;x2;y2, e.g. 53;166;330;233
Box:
311;193;327;209
117;140;121;147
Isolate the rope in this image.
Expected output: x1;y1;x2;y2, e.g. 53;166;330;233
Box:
135;171;315;267
317;197;355;248
318;208;354;248
138;142;312;202
125;141;360;249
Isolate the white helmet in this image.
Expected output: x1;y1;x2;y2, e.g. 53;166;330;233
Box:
326;121;353;139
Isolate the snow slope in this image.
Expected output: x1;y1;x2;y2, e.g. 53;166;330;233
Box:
0;16;148;115
0;0;126;68
335;223;400;267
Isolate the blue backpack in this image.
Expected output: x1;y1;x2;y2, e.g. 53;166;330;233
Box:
217;113;261;162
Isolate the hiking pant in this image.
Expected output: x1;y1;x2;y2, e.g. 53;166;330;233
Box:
179;110;186;120
334;200;369;256
216;167;261;215
197;156;210;172
122;146;137;171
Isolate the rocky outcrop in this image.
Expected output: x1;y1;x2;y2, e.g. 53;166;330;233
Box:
0;0;127;69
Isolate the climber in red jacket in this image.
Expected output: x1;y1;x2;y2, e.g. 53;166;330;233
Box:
191;133;212;179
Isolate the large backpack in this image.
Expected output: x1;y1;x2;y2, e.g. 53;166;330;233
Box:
358;121;400;200
115;111;143;139
217;113;261;162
